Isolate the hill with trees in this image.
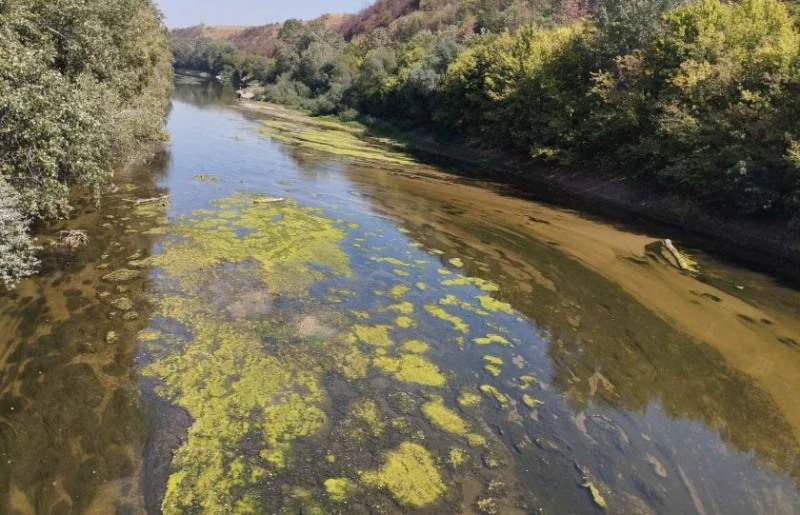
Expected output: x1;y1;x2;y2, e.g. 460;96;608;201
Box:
171;0;800;243
0;0;172;287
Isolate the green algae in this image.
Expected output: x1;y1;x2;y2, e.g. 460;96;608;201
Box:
148;297;327;514
586;482;607;509
522;394;544;409
437;268;452;275
480;385;509;408
458;389;483;408
393;269;410;277
135;194;365;514
137;329;162;342
449;258;464;267
484;365;502;377
149;195;350;295
477;296;515;314
483;355;503;376
519;375;539;389
441;276;500;292
395;316;416;329
448;447;467;468
258;118;418;167
440;295;460;306
350;310;371;320
373;354;446;387
102;269;142;282
360;442;446;508
483;355;503;366
353;324;393;347
422;397;469;435
350;399;386;437
324;478;356;502
374;257;412;268
474;334;511;346
416;282;428;291
389;284;411;298
466;433;488;447
388;301;415;315
401;339;430;354
424;304;469;334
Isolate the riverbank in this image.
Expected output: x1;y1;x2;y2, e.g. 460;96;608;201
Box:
239;98;800;282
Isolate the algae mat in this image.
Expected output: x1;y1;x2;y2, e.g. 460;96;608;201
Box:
137;194;538;514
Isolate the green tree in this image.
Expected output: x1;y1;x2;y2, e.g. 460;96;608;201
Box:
0;0;172;287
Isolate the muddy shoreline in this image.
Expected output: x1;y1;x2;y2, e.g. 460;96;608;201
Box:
239;98;800;283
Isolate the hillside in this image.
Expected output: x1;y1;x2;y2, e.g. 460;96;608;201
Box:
170;14;348;57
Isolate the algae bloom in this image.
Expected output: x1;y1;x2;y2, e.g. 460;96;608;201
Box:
361;442;446;508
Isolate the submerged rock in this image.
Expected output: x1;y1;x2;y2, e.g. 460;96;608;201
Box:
111;297;134;311
106;331;119;344
123;311;140;321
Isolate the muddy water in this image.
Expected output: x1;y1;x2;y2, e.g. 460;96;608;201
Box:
2;80;800;515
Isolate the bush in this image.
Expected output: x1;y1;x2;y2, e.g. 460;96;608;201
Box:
0;0;172;287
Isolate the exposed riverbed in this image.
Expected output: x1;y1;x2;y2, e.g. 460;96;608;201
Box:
1;79;799;514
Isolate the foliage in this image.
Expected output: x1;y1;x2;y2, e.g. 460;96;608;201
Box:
173;0;800;228
0;0;172;287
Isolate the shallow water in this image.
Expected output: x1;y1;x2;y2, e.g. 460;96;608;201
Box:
2;80;800;514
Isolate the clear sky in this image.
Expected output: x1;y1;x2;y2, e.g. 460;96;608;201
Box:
155;0;369;28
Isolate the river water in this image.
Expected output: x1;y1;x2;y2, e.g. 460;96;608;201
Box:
2;80;800;515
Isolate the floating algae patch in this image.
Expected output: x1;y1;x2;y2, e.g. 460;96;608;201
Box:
139;194;360;513
474;334;511;346
458;389;483;408
144;296;328;514
353;324;393;347
324;478;357;502
148;194;350;295
388;301;415;315
401;339;430;354
483;355;504;377
424;304;469;334
449;258;464;268
422;397;469;435
395;316;416;329
477;295;515;314
360;442;446;508
389;284;411;298
480;385;509;408
258;118;418;166
522;394;543;408
441;275;499;292
374;257;412;268
373;354;446;386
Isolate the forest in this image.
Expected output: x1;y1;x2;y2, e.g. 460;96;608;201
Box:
0;0;172;287
172;0;800;237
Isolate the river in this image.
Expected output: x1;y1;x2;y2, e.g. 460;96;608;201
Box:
2;79;800;514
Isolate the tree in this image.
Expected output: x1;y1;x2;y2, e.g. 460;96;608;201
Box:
0;0;172;287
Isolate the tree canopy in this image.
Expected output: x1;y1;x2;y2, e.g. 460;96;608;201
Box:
0;0;172;287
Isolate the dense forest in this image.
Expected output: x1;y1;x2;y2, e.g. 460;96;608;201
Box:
173;0;800;235
0;0;172;287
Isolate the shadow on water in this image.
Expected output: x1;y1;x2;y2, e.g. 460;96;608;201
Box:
0;152;170;513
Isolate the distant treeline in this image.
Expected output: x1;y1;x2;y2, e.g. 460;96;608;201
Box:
173;0;800;232
0;0;172;287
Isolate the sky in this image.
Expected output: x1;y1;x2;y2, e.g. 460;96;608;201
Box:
155;0;369;28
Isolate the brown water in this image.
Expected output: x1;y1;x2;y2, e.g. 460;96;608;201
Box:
1;80;800;514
